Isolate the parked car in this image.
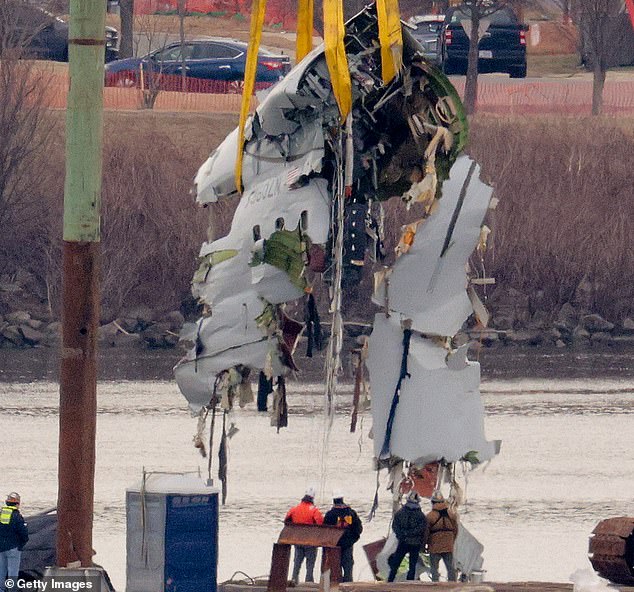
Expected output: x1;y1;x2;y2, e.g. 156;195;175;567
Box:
439;6;527;78
5;2;119;62
408;14;444;65
104;38;292;93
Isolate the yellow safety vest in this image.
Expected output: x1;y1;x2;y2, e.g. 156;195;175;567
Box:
0;505;15;525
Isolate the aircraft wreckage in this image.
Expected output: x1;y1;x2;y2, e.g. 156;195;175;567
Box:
175;3;500;502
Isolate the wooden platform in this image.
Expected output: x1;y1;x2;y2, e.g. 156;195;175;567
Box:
219;581;634;592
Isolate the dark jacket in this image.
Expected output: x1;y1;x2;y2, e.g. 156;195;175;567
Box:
0;505;29;552
323;503;363;549
393;501;428;546
426;501;458;554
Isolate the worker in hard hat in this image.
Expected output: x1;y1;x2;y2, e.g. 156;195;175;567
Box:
0;493;29;592
323;491;363;582
284;486;324;584
388;491;428;582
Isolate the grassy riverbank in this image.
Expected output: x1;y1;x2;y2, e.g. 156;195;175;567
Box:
1;111;632;341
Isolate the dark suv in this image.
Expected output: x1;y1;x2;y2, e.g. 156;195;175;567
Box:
440;6;527;78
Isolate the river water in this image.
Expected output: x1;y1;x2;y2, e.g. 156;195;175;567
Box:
0;348;633;589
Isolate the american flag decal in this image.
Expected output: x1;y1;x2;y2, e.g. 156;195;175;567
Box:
286;167;301;187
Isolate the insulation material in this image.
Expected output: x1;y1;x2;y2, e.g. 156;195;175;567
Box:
372;156;493;337
368;314;499;464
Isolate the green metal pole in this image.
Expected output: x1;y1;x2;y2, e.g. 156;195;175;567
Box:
57;0;105;568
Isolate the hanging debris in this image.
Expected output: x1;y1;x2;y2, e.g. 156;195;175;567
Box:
176;3;469;415
370;155;501;467
175;2;500;509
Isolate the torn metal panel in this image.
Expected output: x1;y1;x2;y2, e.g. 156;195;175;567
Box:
175;341;271;411
209;174;330;248
177;0;495;468
193;247;253;306
191;177;330;313
373;156;493;337
195;60;328;203
454;524;485;577
368;313;499;464
195;127;240;203
251;264;303;304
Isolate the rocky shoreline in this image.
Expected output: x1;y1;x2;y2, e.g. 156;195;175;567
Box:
1;271;633;352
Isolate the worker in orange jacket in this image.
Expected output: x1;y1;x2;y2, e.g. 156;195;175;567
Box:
285;487;324;584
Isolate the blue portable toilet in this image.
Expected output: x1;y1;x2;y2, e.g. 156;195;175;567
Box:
126;472;218;592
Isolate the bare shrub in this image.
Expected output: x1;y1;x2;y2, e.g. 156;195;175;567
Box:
8;110;633;326
36;112;238;320
0;1;58;275
469;115;634;319
96;129;208;318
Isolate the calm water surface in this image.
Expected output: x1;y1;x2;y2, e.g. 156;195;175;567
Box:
0;348;633;589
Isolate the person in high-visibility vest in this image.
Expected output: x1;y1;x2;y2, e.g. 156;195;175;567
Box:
323;492;363;582
0;493;29;592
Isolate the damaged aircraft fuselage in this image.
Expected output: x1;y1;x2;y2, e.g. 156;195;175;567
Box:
175;3;500;472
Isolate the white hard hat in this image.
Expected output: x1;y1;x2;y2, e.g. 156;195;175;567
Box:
304;486;316;499
407;490;421;504
431;490;445;502
6;492;20;504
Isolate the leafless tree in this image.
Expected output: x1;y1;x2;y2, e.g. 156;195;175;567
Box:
132;13;171;108
119;0;134;58
133;12;170;57
177;0;187;92
459;0;512;115
0;1;57;265
576;0;627;114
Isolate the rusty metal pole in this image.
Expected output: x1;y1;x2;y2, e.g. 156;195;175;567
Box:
57;0;105;568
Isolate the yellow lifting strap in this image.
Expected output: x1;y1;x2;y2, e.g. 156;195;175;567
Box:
235;0;403;190
235;0;267;194
323;0;351;121
296;0;314;62
376;0;403;84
